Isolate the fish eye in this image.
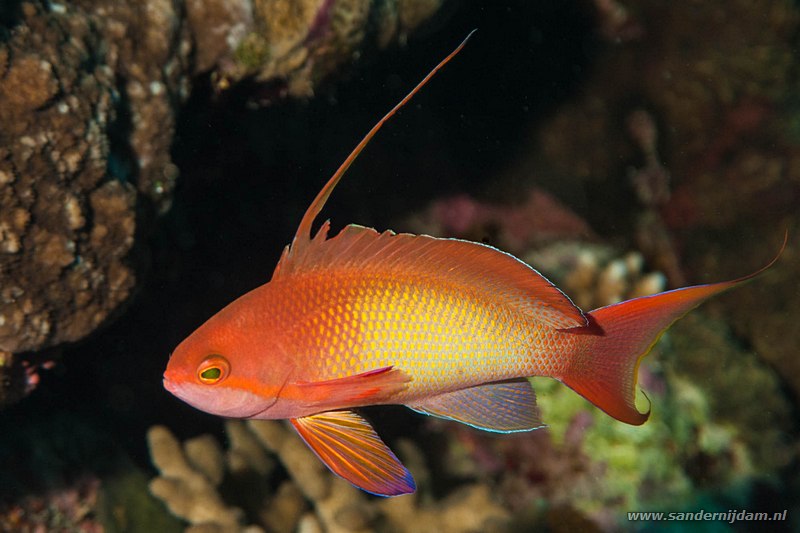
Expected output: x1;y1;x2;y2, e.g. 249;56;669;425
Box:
197;354;230;385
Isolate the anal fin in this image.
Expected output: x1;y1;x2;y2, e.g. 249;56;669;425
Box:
409;379;545;433
291;410;415;496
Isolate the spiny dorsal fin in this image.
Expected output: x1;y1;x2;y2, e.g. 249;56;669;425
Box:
275;224;586;329
278;31;476;269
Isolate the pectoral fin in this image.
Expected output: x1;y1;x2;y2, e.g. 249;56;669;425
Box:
409;379;545;433
292;366;410;410
290;410;415;496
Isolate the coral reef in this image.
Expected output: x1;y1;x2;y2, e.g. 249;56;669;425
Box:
502;0;800;396
682;229;800;401
207;0;446;100
148;420;510;533
537;0;797;196
625;107;686;287
148;425;254;532
2;2;798;531
0;0;445;408
0;0;187;406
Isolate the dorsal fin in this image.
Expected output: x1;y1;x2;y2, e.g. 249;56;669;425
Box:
275;224;587;329
279;31;476;267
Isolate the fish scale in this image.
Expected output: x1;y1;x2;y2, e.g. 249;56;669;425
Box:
283;271;571;400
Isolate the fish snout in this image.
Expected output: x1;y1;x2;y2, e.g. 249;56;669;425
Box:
163;375;180;395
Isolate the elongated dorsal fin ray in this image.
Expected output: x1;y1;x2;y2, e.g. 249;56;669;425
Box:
285;30;476;261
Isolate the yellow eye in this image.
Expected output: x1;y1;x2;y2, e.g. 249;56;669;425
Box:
197;354;230;385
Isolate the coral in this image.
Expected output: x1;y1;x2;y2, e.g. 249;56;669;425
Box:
666;314;794;477
200;0;446;100
523;241;666;310
724;239;800;402
245;419;376;533
0;0;192;406
0;475;103;532
0;1;145;406
377;484;509;533
626;109;669;208
505;0;800;395
149;419;511;533
147;425;261;532
625;107;684;287
184;0;255;75
538;0;797;190
5;2;796;531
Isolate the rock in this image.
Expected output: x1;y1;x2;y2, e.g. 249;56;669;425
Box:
0;0;446;408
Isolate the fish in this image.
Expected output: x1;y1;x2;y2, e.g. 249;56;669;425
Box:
163;31;785;497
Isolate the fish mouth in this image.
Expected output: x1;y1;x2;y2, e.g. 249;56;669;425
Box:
163;377;178;394
163;375;276;419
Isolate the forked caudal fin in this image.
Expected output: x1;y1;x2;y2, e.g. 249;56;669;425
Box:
560;233;787;425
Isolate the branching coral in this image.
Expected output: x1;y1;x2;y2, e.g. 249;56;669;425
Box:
148;425;255;532
148;419;510;533
244;419;375;533
524;241;666;310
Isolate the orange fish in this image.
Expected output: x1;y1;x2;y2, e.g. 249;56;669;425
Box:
163;32;784;496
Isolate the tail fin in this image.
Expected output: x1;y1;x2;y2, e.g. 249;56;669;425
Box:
559;234;786;425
